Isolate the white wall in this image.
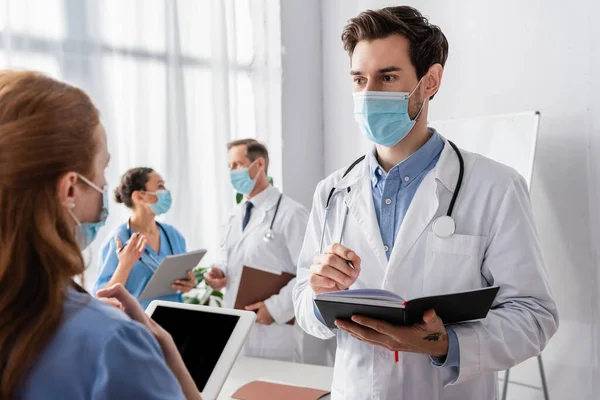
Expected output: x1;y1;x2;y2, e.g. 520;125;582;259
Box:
280;0;324;209
321;0;600;398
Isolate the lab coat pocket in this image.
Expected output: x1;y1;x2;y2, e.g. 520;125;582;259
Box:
424;232;485;295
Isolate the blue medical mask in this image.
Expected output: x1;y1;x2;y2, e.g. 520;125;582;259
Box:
69;174;109;250
143;190;172;216
353;79;425;147
230;161;257;195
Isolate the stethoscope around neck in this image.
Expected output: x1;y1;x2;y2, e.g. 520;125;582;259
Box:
221;193;284;245
318;140;465;253
126;218;175;272
263;194;283;243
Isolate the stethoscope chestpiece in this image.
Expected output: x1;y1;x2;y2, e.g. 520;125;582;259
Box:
432;215;456;239
263;194;283;244
263;228;275;243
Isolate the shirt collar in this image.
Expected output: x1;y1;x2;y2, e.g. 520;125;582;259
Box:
244;185;278;209
369;128;444;187
368;149;385;187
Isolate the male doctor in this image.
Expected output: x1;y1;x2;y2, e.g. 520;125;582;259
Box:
293;6;558;400
205;139;314;362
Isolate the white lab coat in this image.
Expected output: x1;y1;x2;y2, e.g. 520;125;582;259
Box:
293;139;559;399
218;186;312;362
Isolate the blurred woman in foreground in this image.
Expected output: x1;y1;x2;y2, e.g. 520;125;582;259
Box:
0;71;201;399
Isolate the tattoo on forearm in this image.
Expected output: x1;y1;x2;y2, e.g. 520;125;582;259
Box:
423;332;441;342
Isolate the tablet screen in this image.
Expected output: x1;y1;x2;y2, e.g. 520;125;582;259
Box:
151;305;240;391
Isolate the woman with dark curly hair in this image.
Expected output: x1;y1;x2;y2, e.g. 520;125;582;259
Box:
94;167;196;308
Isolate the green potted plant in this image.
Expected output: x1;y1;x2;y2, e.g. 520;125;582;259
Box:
183;267;224;306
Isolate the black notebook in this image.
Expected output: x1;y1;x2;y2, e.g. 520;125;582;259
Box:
314;286;499;329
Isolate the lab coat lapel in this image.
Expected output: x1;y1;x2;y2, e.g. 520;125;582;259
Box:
225;209;243;250
387;139;458;270
234;188;278;250
236;208;263;246
344;165;388;271
387;171;439;270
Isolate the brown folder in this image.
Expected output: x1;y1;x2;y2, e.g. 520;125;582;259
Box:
231;380;330;400
234;265;295;325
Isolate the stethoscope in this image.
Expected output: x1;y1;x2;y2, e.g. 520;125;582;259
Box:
125;219;175;272
221;193;284;245
318;140;464;253
263;194;283;243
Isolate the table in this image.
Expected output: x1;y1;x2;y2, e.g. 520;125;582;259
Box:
217;356;334;399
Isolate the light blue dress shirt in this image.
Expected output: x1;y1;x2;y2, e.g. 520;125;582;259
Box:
369;130;443;260
94;222;187;309
19;286;185;399
368;130;459;373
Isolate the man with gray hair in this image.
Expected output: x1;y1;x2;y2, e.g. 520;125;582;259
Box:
206;139;332;363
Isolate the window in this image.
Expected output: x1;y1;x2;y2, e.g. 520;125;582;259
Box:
0;0;282;288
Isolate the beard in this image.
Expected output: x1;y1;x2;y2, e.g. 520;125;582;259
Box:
408;91;426;121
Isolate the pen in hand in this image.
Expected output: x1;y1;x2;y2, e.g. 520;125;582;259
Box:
118;232;140;253
338;208;354;270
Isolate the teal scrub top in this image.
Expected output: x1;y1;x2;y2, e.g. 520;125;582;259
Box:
94;222;187;309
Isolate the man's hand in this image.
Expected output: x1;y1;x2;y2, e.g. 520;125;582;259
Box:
172;270;196;293
245;301;275;325
334;309;449;357
309;243;361;294
204;267;227;290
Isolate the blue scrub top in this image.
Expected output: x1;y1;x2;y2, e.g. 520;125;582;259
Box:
19;286;185;399
94;222;188;309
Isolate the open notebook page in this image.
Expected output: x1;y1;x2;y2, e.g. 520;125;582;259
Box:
317;289;405;308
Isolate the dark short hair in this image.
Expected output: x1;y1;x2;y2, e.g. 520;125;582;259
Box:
342;6;448;98
114;167;154;208
227;138;269;174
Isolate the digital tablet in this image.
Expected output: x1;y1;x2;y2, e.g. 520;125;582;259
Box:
146;301;256;400
138;249;206;301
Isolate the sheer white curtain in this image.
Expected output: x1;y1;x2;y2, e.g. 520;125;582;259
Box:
0;0;282;288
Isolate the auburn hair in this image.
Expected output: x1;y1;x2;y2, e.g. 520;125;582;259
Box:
0;70;100;398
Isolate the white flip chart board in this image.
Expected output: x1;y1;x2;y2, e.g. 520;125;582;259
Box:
431;111;540;189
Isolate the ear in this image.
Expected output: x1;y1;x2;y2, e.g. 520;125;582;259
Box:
256;157;269;179
57;172;78;209
131;190;145;204
257;157;266;171
423;64;443;99
248;158;264;180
